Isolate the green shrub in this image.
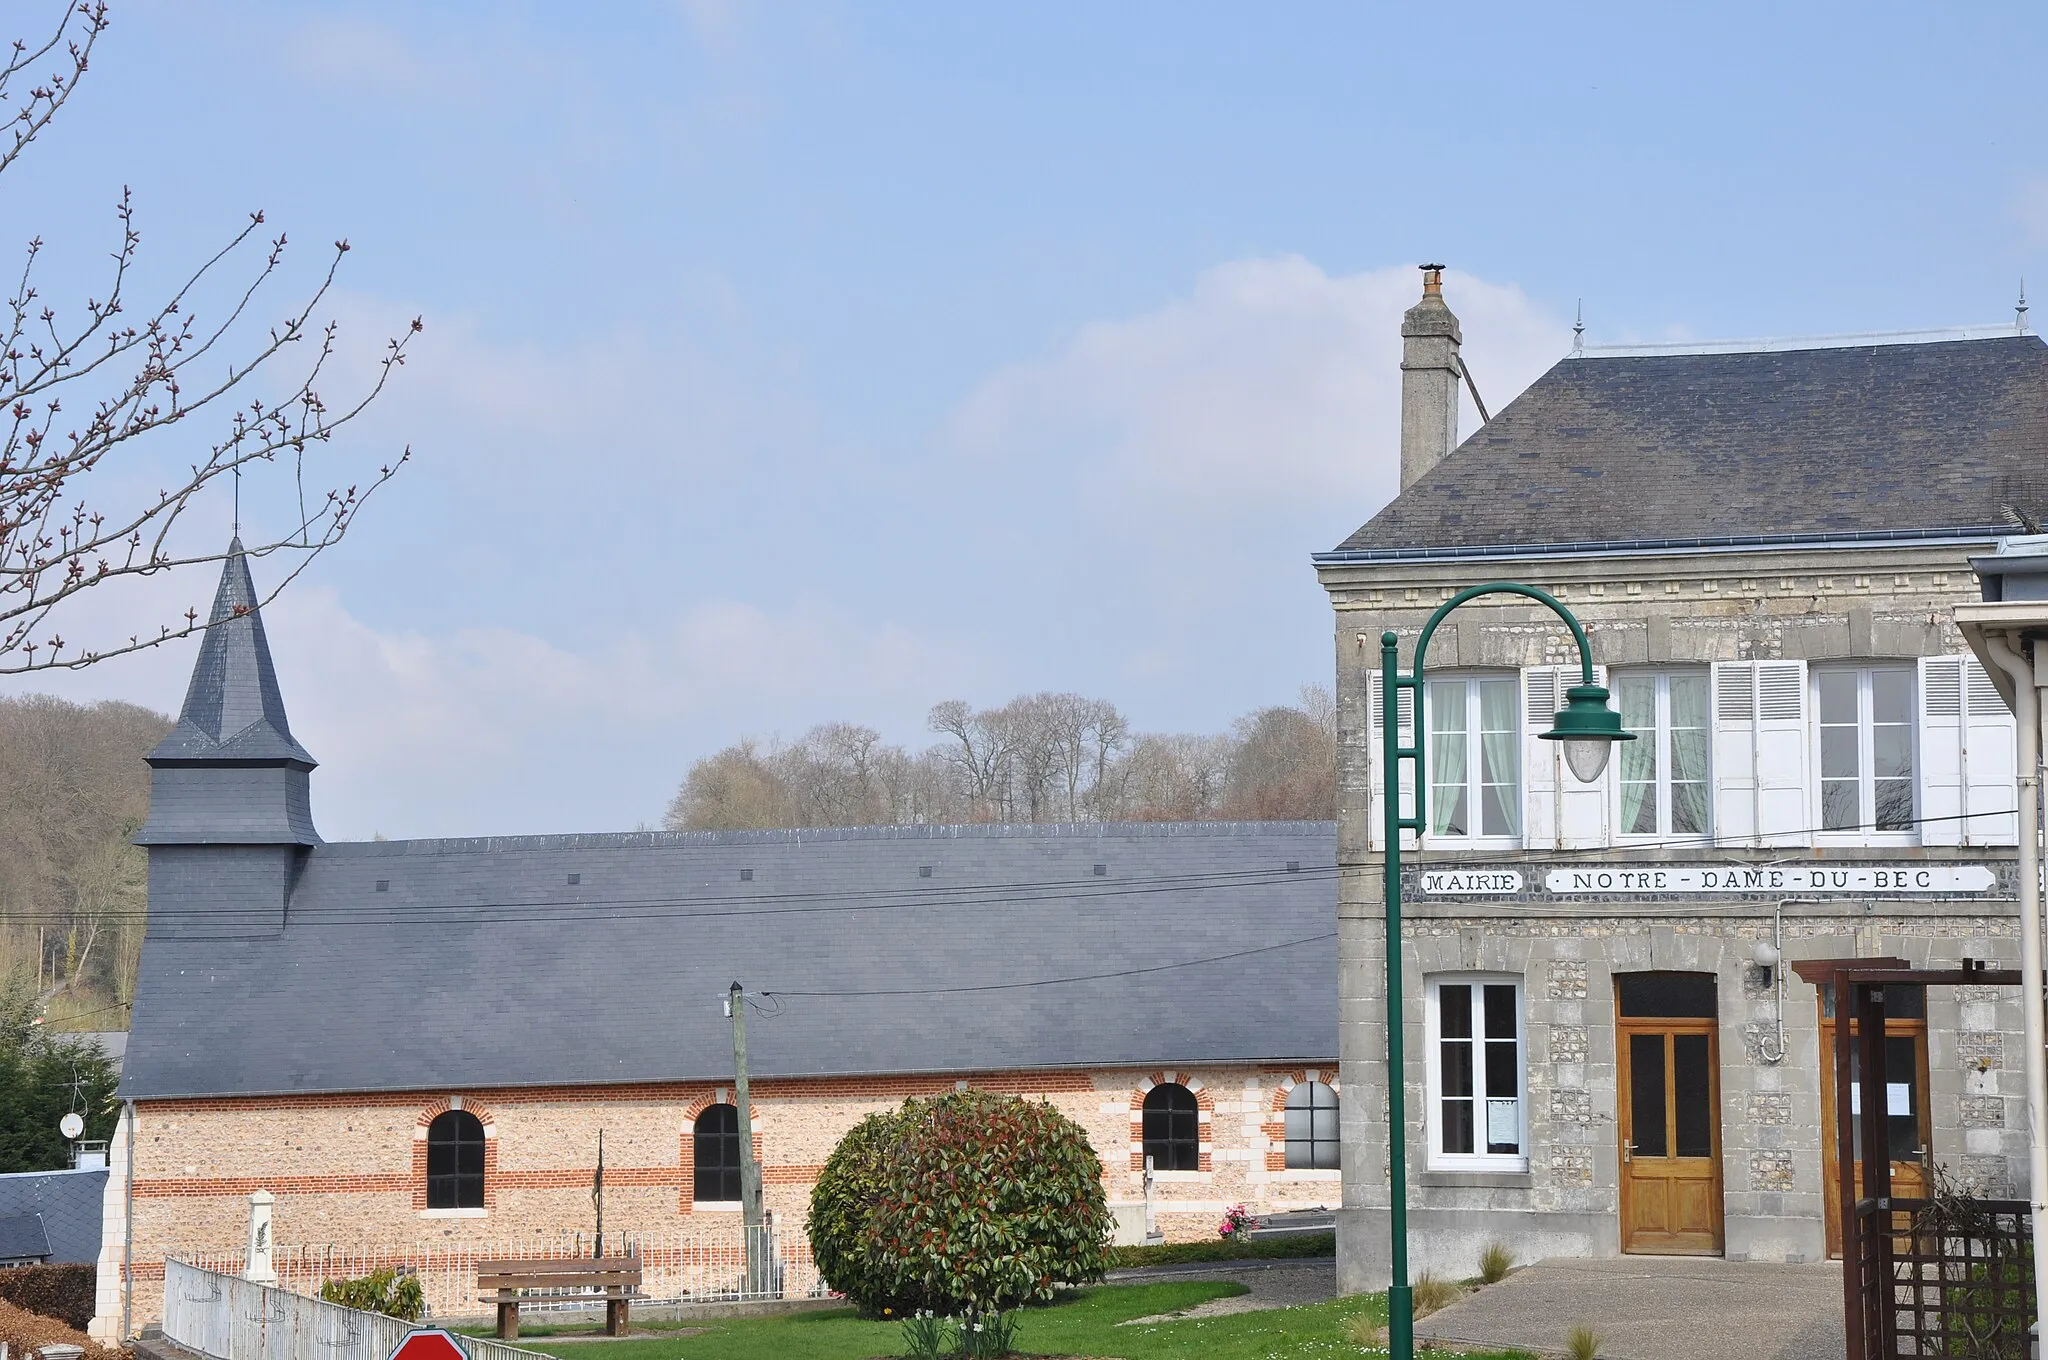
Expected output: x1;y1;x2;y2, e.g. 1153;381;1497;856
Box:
807;1090;1112;1319
0;1263;96;1330
319;1268;425;1321
1105;1231;1333;1268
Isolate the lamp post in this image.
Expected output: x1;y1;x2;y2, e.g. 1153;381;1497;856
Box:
1379;583;1632;1360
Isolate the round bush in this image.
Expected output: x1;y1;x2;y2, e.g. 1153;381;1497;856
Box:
807;1090;1112;1318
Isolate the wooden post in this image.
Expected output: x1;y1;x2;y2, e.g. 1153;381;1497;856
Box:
1834;971;1863;1360
1856;982;1892;1357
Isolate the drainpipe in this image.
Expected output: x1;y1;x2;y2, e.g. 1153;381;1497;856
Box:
1982;629;2046;1345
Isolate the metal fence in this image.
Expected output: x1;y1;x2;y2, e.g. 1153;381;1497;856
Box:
161;1260;553;1360
167;1220;831;1322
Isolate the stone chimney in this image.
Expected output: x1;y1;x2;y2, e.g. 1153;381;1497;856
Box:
1399;264;1463;490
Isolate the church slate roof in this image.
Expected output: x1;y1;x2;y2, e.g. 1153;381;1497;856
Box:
1325;334;2048;559
146;540;316;767
0;1168;107;1265
121;821;1336;1099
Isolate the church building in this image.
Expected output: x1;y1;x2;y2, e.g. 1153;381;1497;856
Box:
89;546;1339;1337
1316;270;2046;1290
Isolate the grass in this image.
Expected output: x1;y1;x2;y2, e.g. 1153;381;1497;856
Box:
1105;1232;1335;1268
484;1279;1537;1359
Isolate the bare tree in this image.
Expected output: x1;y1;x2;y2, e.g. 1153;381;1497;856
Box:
664;739;789;831
0;3;418;675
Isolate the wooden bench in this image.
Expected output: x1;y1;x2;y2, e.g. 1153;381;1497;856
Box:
477;1257;642;1339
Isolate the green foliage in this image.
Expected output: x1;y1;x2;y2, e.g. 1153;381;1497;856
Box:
1477;1240;1515;1285
954;1308;1018;1357
0;1263;97;1330
319;1269;426;1322
1104;1231;1333;1268
1565;1322;1605;1360
0;968;120;1174
899;1310;950;1359
807;1090;1112;1319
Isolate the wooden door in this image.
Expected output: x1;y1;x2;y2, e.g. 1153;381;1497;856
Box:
1618;1019;1725;1254
1820;985;1932;1258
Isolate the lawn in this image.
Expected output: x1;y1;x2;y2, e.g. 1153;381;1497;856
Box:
489;1281;1537;1360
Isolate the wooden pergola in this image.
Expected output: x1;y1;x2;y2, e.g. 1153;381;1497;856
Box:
1792;957;2032;1360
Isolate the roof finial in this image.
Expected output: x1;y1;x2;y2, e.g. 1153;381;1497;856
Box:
2018;278;2029;334
1419;263;1445;297
1572;299;1585;355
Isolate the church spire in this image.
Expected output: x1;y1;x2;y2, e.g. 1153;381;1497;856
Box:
138;540;319;847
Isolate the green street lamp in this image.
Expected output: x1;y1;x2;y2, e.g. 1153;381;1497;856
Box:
1378;583;1632;1360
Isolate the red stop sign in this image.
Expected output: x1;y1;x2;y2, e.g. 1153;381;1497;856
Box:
389;1331;468;1360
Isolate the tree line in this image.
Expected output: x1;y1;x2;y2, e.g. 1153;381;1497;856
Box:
663;686;1337;831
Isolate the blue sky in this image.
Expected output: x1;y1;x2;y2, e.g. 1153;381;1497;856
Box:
8;1;2048;838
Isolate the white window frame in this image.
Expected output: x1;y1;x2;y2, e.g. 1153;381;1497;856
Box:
1421;672;1521;848
1611;669;1712;842
1812;664;1919;847
1423;973;1528;1172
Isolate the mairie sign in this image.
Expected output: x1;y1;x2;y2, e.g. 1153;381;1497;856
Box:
1418;865;1998;895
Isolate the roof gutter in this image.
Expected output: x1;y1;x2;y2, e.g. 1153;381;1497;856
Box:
1312;526;2013;569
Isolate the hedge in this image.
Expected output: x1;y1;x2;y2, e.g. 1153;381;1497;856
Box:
0;1263;97;1331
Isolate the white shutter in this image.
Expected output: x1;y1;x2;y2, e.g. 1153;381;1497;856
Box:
1918;657;1965;846
1754;661;1809;845
1524;665;1609;851
1712;660;1810;847
1367;672;1417;852
1921;655;2020;846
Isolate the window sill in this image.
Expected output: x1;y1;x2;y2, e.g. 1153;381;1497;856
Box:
420;1208;489;1219
691;1201;744;1213
1270;1168;1342;1181
1147;1170;1210;1183
1419;1170;1531;1188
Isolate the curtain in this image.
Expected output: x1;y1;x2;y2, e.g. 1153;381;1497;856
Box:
1669;674;1710;833
1617;676;1657;835
1430;680;1467;835
1478;679;1518;836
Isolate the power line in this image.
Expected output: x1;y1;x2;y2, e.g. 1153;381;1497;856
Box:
760;932;1337;1000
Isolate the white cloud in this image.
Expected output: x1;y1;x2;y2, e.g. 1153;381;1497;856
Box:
953;258;1569;522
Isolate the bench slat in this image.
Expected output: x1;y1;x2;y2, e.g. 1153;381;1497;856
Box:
476;1258;640;1273
479;1279;639;1291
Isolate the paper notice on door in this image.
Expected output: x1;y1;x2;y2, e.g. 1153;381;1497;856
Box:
1849;1084;1915;1116
1486;1098;1519;1149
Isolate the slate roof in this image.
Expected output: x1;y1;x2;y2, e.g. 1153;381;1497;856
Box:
0;1168;107;1264
0;1213;51;1263
123;821;1336;1100
147;539;316;767
1325;334;2048;559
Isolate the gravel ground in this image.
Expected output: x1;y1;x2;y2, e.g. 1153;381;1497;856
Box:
1106;1259;1339;1324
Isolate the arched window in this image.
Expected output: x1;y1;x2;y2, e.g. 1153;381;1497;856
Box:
1141;1084;1199;1171
426;1110;485;1210
1284;1082;1340;1170
693;1104;742;1203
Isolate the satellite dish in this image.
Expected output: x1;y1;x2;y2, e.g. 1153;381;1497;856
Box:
59;1112;84;1140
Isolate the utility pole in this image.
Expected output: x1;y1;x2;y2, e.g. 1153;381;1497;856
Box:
727;981;767;1294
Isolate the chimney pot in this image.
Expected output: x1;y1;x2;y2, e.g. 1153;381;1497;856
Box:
1420;264;1445;296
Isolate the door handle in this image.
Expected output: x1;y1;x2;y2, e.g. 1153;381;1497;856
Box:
1623;1139;1635;1164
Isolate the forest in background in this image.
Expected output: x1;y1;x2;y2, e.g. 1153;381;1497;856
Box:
665;686;1338;831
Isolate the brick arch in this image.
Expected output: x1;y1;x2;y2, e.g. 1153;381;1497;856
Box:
1264;1069;1339;1172
412;1098;498;1211
1128;1072;1213;1172
678;1088;761;1213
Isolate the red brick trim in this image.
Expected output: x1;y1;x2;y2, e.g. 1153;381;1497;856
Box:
1127;1072;1214;1172
1263;1070;1339;1173
136;1174;413;1198
411;1100;499;1210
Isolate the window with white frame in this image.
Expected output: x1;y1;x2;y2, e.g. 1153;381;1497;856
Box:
1425;675;1519;841
1614;670;1710;838
1425;976;1525;1169
1814;665;1916;840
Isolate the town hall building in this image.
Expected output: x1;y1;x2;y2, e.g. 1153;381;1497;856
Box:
1316;270;2047;1290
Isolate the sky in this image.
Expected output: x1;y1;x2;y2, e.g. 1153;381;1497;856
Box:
5;1;2047;840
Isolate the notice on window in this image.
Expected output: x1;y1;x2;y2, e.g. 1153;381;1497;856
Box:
1486;1098;1519;1148
1849;1084;1915;1116
1543;865;1996;895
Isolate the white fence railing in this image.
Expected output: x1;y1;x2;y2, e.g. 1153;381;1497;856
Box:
161;1260;552;1360
167;1220;831;1322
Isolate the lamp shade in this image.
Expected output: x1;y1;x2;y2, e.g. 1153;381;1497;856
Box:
1539;683;1636;784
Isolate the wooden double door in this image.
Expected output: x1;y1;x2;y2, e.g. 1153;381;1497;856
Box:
1819;982;1931;1259
1617;972;1724;1255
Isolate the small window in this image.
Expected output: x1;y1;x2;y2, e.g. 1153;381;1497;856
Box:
426;1111;485;1210
1426;675;1520;841
1614;671;1710;838
693;1104;742;1203
1142;1084;1199;1171
1426;976;1525;1169
1814;665;1916;839
1284;1082;1339;1170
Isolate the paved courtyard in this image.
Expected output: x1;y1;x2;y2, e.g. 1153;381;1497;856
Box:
1413;1256;1845;1360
